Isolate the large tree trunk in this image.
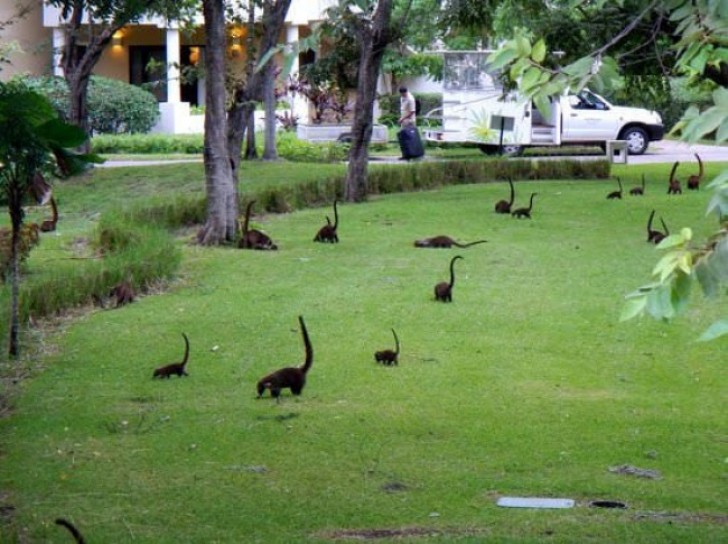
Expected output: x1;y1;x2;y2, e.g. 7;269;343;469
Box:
227;0;292;173
197;0;238;245
345;0;395;202
6;181;23;359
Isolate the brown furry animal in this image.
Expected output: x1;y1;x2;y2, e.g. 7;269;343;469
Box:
257;316;313;399
414;235;487;248
239;201;278;250
646;210;669;244
374;328;400;366
667;161;682;194
153;333;190;379
629;174;646;195
40;197;58;232
511;193;537;219
434;255;463;302
28;171;52;205
494;177;515;214
687;153;703;190
314;200;339;243
607;177;623;200
109;281;135;307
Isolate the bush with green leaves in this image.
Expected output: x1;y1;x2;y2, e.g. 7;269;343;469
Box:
14;75;159;134
378;92;442;126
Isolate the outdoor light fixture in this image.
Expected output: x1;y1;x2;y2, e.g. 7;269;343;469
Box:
111;32;123;47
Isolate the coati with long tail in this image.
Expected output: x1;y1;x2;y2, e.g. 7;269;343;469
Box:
374;328;400;366
494;177;515;214
314;199;339;243
630;174;646;195
257;315;313;399
667;161;682;194
239;201;278;250
55;518;86;543
646;210;669;244
434;255;463;302
153;333;190;378
40;197;58;232
28;171;52;205
607;177;623;200
511;193;537;219
414;235;487;248
687;153;703;190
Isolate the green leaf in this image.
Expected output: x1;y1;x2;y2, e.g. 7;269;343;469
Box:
694;259;721;298
671;270;692;314
646;284;675;320
698;319;728;341
487;46;519;70
562;56;593;78
515;36;532;57
38;118;87;149
620;295;647;321
531;39;546;63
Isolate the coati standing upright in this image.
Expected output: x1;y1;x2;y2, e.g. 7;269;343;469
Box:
667;161;682;194
153;333;190;378
607;177;623;199
630;174;646;195
494;177;515;214
40;197;58;232
646;209;669;244
687;153;703;190
374;328;400;366
414;235;487;248
434;255;463;302
55;518;86;543
28;171;52;205
511;193;538;219
314;200;339;243
257;315;313;399
239;201;278;250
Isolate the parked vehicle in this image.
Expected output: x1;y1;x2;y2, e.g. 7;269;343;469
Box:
423;51;664;155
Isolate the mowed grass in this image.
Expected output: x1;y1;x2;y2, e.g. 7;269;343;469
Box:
1;163;727;543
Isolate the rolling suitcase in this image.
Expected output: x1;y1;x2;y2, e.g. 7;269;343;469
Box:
397;126;425;160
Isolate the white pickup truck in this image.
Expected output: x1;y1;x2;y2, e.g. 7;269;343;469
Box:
422;51;665;156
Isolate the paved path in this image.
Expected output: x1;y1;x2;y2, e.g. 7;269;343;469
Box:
97;140;728;168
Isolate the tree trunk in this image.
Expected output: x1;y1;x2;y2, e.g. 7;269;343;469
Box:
227;0;292;167
345;0;395;202
197;0;238;245
6;182;23;359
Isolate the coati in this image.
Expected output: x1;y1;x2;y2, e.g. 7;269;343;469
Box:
374;328;400;366
55;518;86;543
257;315;313;399
109;280;135;307
238;201;278;250
629;174;646;195
511;193;537;219
414;235;487;248
607;177;623;199
40;197;58;232
153;333;190;379
494;177;515;214
646;209;669;244
313;200;339;243
687;153;703;190
667;161;682;194
434;255;463;302
28;171;52;205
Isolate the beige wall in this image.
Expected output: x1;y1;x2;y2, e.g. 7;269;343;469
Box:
0;1;53;81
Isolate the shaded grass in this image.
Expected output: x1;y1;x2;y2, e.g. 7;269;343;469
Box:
0;166;726;542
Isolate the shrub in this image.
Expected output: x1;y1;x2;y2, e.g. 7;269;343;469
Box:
13;75;160;134
92;133;204;154
378;92;442;121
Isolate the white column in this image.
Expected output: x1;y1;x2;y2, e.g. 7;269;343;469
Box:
165;27;181;103
286;24;308;125
52;28;65;76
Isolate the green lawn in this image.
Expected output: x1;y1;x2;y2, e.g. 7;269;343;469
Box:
1;161;726;543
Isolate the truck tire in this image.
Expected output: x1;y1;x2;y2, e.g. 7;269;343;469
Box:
620;126;649;155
